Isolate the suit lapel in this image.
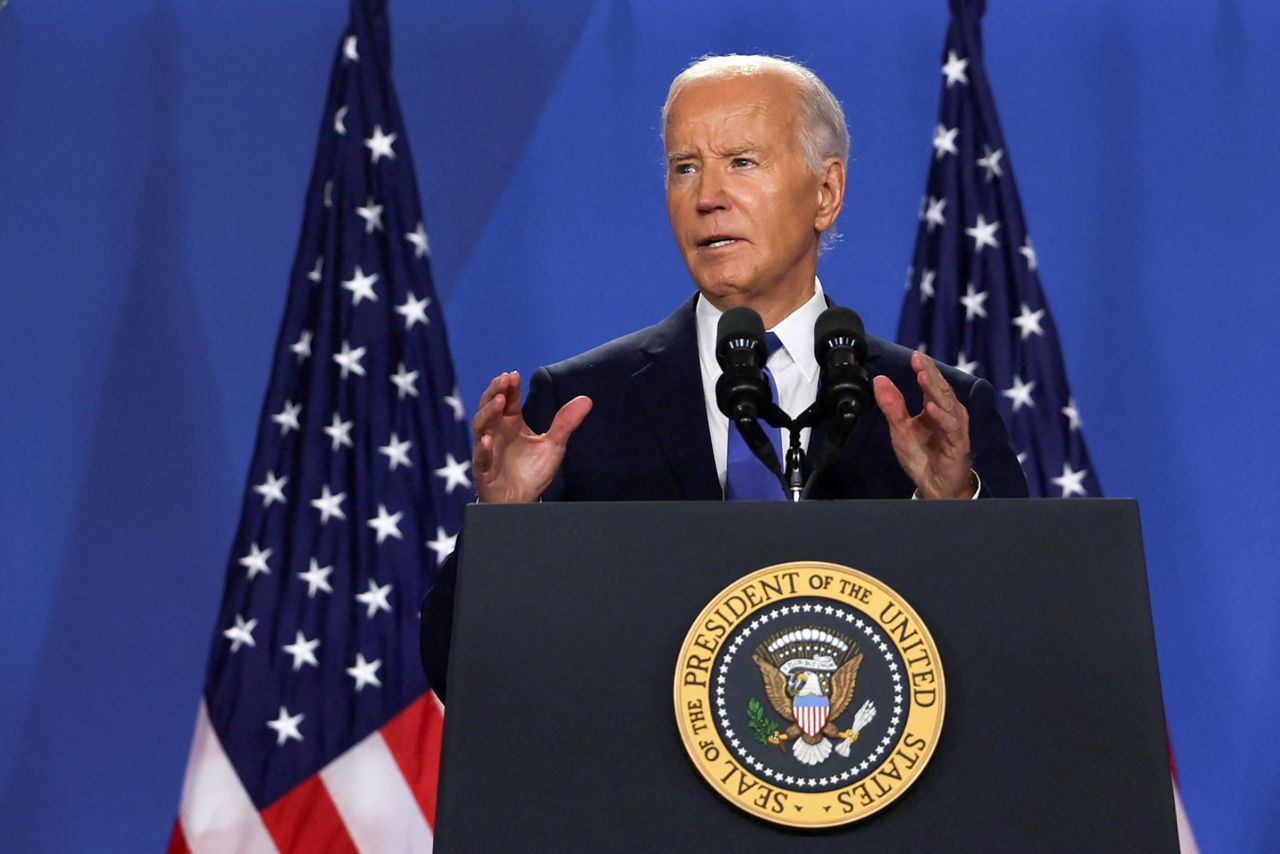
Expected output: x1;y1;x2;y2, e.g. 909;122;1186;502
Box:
630;298;722;500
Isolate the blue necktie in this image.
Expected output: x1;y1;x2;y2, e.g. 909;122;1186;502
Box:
725;332;783;501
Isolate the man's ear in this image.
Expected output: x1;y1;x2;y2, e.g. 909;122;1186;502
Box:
814;157;846;232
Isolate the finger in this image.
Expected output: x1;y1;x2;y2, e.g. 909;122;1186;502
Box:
476;372;512;411
923;400;962;443
499;370;524;416
914;352;956;412
472;431;495;473
470;391;506;436
872;376;910;428
545;395;593;446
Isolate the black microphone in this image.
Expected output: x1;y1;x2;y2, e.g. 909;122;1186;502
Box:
814;306;870;426
715;306;770;422
715;306;784;487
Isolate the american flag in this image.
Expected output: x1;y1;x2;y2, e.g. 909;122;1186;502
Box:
898;4;1200;851
896;0;1100;501
170;1;471;850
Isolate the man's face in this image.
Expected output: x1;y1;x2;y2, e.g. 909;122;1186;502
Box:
664;72;840;315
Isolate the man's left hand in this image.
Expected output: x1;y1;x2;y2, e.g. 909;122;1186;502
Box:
872;351;975;500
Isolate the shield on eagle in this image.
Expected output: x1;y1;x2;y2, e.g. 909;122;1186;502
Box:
793;694;830;738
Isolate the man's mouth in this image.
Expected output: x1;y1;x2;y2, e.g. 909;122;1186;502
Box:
698;235;741;249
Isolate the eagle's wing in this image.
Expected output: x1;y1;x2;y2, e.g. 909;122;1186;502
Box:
752;653;794;721
828;652;864;719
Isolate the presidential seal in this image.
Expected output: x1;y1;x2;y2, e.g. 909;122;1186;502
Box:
673;561;945;829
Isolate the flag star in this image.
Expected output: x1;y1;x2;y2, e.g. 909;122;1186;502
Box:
1002;375;1037;412
405;221;430;258
253;470;288;507
311;484;347;524
1012;303;1046;340
315;415;350;457
223;614;257;653
959;284;989;320
272;400;302;435
395;291;431;330
390;363;419;399
1052;462;1089;497
333;341;367;379
1062;398;1082;431
323;180;334;209
941;50;970;87
954;351;979;375
355;198;384;233
290;329;312;363
933;124;959;160
333;105;348;136
924;196;947;231
346;654;383;692
433;453;472;494
343;34;359;62
356;579;393;618
341;265;379;306
977;145;1005;182
364;124;397;164
307;256;324;283
965;214;1001;251
379;432;413;471
298;558;334;597
426;526;458;567
1020;237;1038;271
266;706;305;745
919;268;936;303
282;631;320;671
367;503;404;544
444;388;465;421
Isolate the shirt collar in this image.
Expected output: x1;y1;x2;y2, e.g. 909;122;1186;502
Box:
695;279;826;383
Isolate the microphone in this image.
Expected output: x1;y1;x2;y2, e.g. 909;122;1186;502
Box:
814;307;870;426
715;306;784;488
801;307;871;499
714;306;770;422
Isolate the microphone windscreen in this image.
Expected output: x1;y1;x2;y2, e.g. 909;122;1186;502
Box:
715;306;766;366
814;306;868;362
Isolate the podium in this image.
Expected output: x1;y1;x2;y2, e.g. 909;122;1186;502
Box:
434;500;1178;852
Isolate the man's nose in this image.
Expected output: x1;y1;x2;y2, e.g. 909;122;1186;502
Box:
696;171;730;214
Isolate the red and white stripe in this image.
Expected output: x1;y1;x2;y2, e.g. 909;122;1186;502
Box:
169;692;444;854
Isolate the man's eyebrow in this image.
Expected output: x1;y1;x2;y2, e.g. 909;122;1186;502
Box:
666;150;698;165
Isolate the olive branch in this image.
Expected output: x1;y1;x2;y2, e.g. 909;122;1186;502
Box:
746;697;781;745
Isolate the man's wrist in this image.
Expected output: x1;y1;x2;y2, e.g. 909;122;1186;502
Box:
911;469;981;500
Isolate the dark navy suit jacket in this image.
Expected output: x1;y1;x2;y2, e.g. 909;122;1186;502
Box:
421;296;1027;695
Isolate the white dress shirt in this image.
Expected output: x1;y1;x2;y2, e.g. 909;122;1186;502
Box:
695;280;829;492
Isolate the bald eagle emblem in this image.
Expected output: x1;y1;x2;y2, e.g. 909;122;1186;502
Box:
749;626;877;766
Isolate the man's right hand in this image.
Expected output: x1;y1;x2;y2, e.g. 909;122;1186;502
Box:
471;371;593;503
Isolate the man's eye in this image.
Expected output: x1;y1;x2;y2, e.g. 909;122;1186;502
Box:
672;163;696;175
732;157;755;168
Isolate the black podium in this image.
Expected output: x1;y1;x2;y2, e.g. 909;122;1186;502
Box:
434;500;1178;852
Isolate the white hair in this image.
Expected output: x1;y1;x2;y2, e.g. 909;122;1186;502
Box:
661;54;850;173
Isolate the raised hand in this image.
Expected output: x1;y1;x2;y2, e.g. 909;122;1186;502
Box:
871;352;976;500
471;371;592;503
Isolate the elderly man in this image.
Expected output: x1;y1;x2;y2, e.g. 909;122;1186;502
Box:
422;56;1025;693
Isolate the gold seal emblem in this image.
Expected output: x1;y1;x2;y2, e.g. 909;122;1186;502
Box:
673;561;945;829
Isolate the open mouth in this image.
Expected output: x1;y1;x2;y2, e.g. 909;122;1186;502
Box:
699;235;741;249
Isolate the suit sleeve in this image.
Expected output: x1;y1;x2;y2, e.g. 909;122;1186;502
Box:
965;376;1029;498
420;365;569;698
420;543;460;701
